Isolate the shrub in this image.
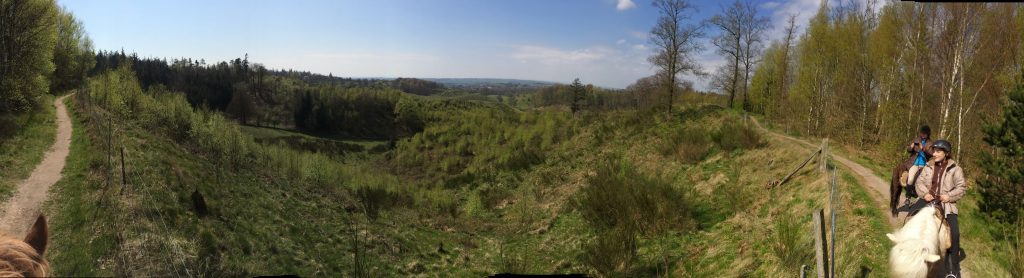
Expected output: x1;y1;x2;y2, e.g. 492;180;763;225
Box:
578;158;695;235
660;125;712;164
582;226;637;277
714;119;763;152
354;184;411;220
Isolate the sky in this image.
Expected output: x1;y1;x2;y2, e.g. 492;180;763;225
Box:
60;0;854;90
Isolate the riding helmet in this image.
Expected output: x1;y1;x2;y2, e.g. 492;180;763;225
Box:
933;139;952;153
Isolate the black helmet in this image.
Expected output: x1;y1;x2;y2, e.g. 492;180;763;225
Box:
933;140;952;153
920;125;931;137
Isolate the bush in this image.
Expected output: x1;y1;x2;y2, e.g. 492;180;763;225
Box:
714;119;763;152
355;184;412;220
578;158;695;235
582;226;637;277
660;125;712;164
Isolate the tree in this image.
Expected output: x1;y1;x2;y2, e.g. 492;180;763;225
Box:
649;0;704;116
738;1;769;112
0;0;58;115
570;78;586;114
226;87;255;125
50;5;94;94
708;0;766;110
977;86;1024;223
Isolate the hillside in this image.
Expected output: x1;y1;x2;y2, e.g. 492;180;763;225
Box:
27;66;930;276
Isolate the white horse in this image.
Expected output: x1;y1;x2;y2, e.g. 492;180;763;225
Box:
887;205;952;278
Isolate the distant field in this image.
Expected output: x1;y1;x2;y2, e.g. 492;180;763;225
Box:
239;125;389;156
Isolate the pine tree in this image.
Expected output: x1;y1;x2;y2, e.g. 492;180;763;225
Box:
977;86;1024;223
570;78;585;114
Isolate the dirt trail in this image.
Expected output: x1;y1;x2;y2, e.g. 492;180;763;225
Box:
749;117;903;224
0;95;72;238
750;117;970;278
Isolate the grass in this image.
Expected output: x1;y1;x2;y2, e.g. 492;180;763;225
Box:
40;67;906;276
0;95;56;201
239;125;388;156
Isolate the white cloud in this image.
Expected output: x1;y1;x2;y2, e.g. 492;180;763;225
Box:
510;45;613;65
616;39;627;45
616;0;637;11
498;42;654;88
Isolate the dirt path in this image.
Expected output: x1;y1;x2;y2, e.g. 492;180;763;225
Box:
0;95;72;238
749;117;970;278
748;117;903;225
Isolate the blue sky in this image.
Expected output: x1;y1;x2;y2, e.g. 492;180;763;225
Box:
60;0;836;89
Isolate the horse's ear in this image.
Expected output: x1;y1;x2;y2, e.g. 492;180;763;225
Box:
886;233;897;242
23;215;48;255
925;254;941;263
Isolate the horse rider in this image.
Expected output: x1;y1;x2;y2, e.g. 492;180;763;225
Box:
904;125;933;192
912;140;966;278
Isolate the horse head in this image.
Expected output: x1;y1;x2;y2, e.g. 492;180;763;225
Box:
887;206;945;278
0;215;49;277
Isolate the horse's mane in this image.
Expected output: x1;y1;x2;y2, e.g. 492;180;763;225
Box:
0;236;49;277
0;215;50;278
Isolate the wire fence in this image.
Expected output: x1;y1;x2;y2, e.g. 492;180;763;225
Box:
74;89;196;277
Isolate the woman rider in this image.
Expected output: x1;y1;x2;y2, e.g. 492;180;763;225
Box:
913;140;965;277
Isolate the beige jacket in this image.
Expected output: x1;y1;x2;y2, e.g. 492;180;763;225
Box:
914;159;967;216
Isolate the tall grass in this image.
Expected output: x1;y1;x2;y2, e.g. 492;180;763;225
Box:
769;214;813;273
1011;215;1024;278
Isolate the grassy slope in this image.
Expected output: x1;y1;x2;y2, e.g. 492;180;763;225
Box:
43;91;894;276
0;95;56;201
44;96;380;276
661;133;890;276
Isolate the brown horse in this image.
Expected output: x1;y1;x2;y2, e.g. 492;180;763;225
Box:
890;157;916;216
0;215;49;277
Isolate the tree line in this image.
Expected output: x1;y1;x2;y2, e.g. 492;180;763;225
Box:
743;2;1024;223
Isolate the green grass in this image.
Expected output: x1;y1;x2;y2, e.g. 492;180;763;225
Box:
42;97;116;276
240;125;387;151
41;68;903;276
0;94;56;201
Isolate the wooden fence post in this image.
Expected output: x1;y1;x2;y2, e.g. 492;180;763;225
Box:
813;209;829;278
819;139;828;172
120;147;126;186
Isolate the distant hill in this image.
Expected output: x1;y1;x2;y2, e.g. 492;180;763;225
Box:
425;78;558;95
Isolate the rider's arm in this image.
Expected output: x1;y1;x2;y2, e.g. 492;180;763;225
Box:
914;167;930;197
946;167;967;202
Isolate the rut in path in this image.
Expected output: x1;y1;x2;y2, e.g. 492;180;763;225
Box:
0;95;72;238
749;117;971;278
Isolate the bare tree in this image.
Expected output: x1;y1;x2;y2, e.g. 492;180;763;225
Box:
708;0;768;110
649;0;705;116
739;1;770;111
707;1;742;108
